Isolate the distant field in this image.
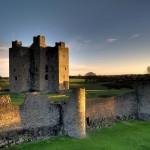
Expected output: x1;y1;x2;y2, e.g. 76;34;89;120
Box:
0;78;9;89
0;78;133;105
69;78;107;90
2;121;150;150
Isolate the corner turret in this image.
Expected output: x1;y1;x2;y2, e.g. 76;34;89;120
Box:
55;42;65;48
33;35;46;47
12;40;22;48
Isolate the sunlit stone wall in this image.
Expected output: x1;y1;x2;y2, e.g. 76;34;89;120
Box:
63;88;86;138
0;93;61;148
0;89;86;148
0;95;21;132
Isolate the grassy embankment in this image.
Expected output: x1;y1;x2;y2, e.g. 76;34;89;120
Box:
0;78;133;105
1;121;150;150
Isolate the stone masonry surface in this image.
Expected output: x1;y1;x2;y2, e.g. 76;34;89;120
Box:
0;89;85;148
1;83;150;148
9;35;69;93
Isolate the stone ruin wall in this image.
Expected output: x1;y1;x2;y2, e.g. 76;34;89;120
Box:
1;83;150;148
0;89;85;148
136;81;150;120
86;92;138;128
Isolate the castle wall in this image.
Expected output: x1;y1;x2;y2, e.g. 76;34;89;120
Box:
63;88;86;138
115;92;137;118
39;47;48;91
30;45;41;91
137;81;150;120
9;46;30;92
2;81;150;148
86;92;137;128
48;47;59;92
58;43;69;90
9;36;69;93
0;89;86;148
0;93;61;147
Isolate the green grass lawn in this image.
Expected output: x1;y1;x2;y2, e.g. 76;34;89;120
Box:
0;78;9;89
2;121;150;150
69;78;107;90
0;78;133;105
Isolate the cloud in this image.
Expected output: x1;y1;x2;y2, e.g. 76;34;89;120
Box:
0;41;10;58
69;64;98;75
0;42;10;76
83;40;92;43
0;49;9;58
106;38;117;43
0;58;9;77
130;34;141;39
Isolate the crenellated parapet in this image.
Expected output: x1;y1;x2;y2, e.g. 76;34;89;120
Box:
55;42;65;48
33;35;46;47
12;40;22;47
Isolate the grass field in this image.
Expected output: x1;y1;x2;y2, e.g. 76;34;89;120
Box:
2;121;150;150
0;78;9;89
0;78;133;105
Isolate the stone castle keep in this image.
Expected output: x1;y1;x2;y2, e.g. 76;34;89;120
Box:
9;35;69;93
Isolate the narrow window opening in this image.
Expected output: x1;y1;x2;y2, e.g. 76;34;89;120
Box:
52;66;54;70
14;68;15;72
15;76;17;81
45;65;48;72
45;74;48;80
86;117;90;126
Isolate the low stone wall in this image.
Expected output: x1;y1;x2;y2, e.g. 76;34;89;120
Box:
0;95;21;132
0;93;61;148
115;92;137;119
0;89;86;148
137;81;150;120
86;92;137;128
1;82;150;148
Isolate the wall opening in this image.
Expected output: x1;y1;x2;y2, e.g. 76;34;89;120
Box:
15;76;17;81
45;74;48;80
45;65;48;72
86;117;90;126
14;68;15;72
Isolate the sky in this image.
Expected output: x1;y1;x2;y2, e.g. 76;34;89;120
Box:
0;0;150;76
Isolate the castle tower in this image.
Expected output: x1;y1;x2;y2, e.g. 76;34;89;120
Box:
9;35;69;93
30;35;47;91
47;42;69;92
63;88;86;138
9;41;30;92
